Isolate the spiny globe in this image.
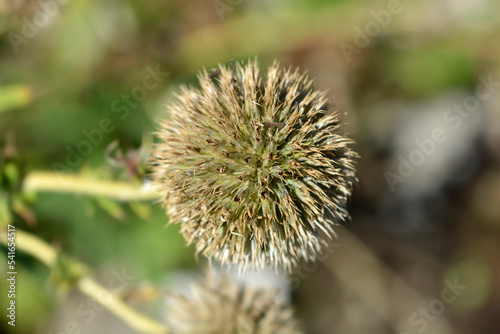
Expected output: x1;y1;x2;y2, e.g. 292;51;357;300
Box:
165;271;302;334
152;59;357;271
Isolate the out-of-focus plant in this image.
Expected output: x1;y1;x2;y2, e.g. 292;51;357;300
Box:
0;85;34;114
165;270;303;334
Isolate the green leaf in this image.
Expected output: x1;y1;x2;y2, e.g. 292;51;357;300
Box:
95;196;126;221
0;85;34;114
129;201;151;220
0;192;12;226
3;161;20;186
49;254;86;292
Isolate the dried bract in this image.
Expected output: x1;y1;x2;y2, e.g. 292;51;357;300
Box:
165;271;302;334
152;59;357;271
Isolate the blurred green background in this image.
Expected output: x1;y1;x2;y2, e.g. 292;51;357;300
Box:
1;0;500;333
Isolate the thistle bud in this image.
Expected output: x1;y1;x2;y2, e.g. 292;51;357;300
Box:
152;59;357;271
165;271;302;334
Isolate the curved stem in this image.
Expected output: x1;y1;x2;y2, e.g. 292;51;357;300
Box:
0;229;168;334
23;171;160;201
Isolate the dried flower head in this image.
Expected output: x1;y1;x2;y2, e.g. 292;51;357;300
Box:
152;59;357;271
165;271;302;334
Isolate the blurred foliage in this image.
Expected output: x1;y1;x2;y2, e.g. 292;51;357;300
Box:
0;85;33;114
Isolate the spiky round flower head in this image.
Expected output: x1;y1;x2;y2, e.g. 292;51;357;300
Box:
165;271;302;334
152;59;357;271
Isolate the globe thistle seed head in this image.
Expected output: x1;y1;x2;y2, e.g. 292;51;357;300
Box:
152;59;357;271
165;271;302;334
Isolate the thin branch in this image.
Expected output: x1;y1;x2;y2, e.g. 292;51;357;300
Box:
0;229;168;334
23;171;160;201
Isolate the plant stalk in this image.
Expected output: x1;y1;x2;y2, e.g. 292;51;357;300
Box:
0;229;168;334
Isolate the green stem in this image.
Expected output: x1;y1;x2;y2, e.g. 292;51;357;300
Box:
0;229;168;334
23;171;160;201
